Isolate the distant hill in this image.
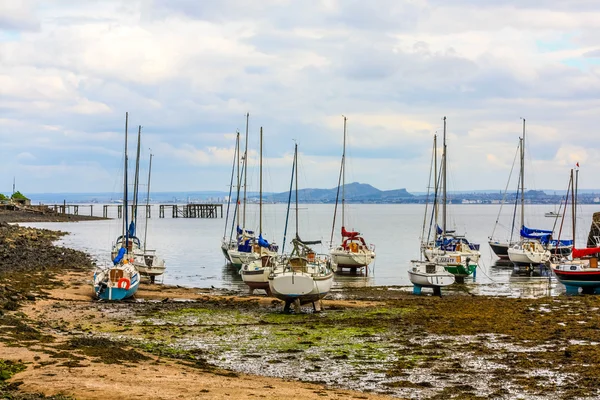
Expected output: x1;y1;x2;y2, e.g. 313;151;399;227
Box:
262;182;413;203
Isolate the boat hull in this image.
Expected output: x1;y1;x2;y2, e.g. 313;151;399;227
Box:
408;263;455;287
93;264;140;301
228;250;260;268
553;261;600;294
240;262;272;290
330;249;375;269
268;272;333;304
508;247;550;266
489;241;510;259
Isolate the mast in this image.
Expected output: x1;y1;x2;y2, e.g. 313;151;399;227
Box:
132;126;142;229
442;116;447;238
281;144;297;255
571;169;576;249
575;165;579;241
224;132;239;240
143;153;153;253
434;134;438;228
242;112;249;231
259;127;263;235
520;118;525;230
122;112;129;247
236;130;241;231
295;143;299;238
342;115;347;229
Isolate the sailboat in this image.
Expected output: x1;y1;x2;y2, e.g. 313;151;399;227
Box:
409;133;455;294
269;143;334;312
240;127;279;294
132;152;166;283
552;167;600;294
227;114;279;267
421;117;479;281
111;125;143;260
329;116;376;272
491;120;572;261
221;131;241;262
507;119;553;266
93;112;140;300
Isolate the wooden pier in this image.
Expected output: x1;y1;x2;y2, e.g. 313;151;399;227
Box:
48;203;223;219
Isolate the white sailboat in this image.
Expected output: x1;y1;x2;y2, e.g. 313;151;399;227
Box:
409;133;455;294
420;117;480;281
132;152;166;283
93;112;140;301
269;143;334;312
226;114;278;268
240;127;279;294
552;167;600;294
221;131;241;262
507;119;552;266
329;116;375;271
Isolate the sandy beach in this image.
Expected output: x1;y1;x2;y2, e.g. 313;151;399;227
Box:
1;216;600;399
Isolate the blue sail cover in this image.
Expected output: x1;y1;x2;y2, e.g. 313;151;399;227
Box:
520;225;553;243
258;234;270;248
237;226;254;235
128;221;136;237
113;247;126;265
436;225;456;235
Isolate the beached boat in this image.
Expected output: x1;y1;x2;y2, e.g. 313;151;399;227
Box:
410;134;457;294
329;116;375;272
552;168;600;294
408;261;455;295
132;152;166;283
507;119;555;266
489;133;571;259
421;117;480;280
94;112;140;300
240;127;278;293
268;143;334;312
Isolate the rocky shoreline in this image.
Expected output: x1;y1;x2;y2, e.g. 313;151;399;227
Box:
1;221;600;399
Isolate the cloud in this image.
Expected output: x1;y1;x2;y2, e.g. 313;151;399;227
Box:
1;0;600;193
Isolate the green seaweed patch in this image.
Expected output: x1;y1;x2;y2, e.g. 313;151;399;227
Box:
0;359;25;381
150;306;259;326
57;337;151;365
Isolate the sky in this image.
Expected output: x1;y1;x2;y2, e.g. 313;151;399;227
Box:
1;0;600;195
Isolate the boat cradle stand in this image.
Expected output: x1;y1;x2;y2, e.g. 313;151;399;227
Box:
412;284;442;297
283;299;323;313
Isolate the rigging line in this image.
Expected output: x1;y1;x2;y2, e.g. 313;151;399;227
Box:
490;142;521;240
426;159;443;244
229;152;247;244
330;154;344;246
475;259;500;283
510;173;520;244
556;171;573;247
223;133;239;240
420;137;436;246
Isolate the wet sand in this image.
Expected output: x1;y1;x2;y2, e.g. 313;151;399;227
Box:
1;223;600;399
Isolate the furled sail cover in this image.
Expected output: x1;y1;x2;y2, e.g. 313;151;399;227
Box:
572;247;600;258
520;225;552;241
436;225;456;235
341;226;359;238
296;235;321;245
128;221;136;237
237;226;255;236
112;247;127;265
258;234;270;248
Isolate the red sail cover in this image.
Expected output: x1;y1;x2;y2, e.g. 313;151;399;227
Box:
572;247;600;258
341;226;359;238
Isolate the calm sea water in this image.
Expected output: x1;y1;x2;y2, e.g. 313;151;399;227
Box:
20;203;599;297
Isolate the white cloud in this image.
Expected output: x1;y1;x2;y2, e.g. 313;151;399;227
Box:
1;0;600;192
